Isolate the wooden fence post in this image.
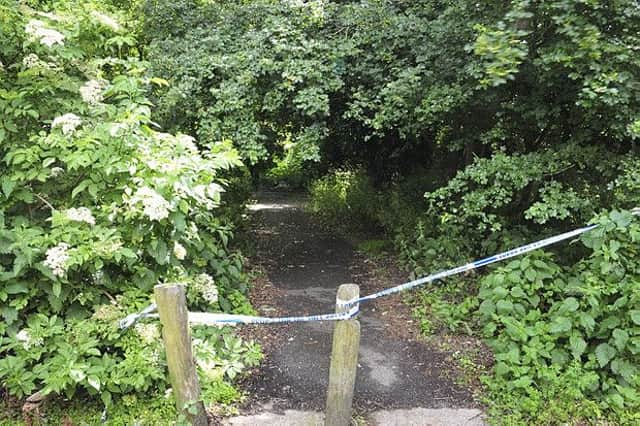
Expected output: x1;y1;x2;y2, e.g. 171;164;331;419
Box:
154;284;208;426
325;284;360;426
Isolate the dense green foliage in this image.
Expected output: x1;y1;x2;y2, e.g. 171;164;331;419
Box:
478;211;640;422
144;0;640;179
0;0;258;415
3;0;640;423
259;1;639;422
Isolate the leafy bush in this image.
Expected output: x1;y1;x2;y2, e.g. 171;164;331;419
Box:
397;145;623;275
477;210;640;422
264;150;314;189
308;168;380;233
144;0;337;165
411;282;479;336
0;2;256;409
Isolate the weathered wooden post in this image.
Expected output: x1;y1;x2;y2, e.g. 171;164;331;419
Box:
325;284;360;426
154;284;208;426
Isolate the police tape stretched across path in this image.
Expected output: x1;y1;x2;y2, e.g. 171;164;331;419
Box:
120;217;625;329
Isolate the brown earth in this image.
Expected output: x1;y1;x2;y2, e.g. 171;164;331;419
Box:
234;191;486;418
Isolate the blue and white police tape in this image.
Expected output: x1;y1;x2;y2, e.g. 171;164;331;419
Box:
119;303;157;330
339;223;599;307
119;301;359;329
187;304;359;326
120;216;637;328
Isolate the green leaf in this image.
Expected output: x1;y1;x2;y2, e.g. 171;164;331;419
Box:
612;296;628;309
502;317;528;341
610;210;632;228
1;306;18;324
595;343;616;367
600;316;621;330
607;392;624;409
551;349;568;365
71;179;92;199
496;300;514;315
1;177;16;198
612;329;629;351
69;369;86;383
512;376;532;389
526;294;540;307
5;282;28;294
510;286;526;298
52;281;61;298
562;297;579;312
569;334;587;359
524;268;536;282
101;391;112;407
579;313;596;333
492;286;509;298
87;376;101;391
483;321;497;336
630;310;640;325
494;361;510;376
610;359;637;382
549;316;572;334
148;240;168;265
179;199;189;214
478;299;495;316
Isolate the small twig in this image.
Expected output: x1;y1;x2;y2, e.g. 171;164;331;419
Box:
34;193;55;211
102;290;117;304
543;163;576;177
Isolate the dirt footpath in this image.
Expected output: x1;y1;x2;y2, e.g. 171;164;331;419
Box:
228;191;483;424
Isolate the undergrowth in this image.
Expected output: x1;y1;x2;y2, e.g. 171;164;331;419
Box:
308;168;640;424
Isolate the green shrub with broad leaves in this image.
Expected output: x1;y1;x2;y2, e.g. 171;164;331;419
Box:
307;168;380;233
475;210;640;422
0;1;259;409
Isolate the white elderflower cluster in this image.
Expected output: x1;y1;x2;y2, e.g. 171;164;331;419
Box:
184;222;200;242
22;53;40;68
22;54;56;71
104;240;123;254
52;113;82;135
134;323;160;345
16;329;43;350
128;186;171;221
80;79;104;105
148;349;161;367
44;242;70;277
91;11;122;32
193;273;218;305
50;167;64;177
91;303;120;321
25;19;65;48
66;207;96;225
173;242;187;260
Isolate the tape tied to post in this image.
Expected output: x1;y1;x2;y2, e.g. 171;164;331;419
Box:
121;215;640;328
119;303;157;330
187;303;359;326
338;223;599;307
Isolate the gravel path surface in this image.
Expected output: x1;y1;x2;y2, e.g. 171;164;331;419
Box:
234;191;479;419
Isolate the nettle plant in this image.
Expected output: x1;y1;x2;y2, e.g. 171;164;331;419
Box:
478;210;640;421
0;4;256;406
